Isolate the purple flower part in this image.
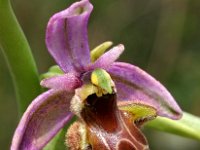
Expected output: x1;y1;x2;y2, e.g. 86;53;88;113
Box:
40;73;82;90
88;44;124;70
46;0;93;73
108;62;182;120
11;0;183;149
11;89;74;150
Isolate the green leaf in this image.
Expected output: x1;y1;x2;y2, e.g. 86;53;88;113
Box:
146;112;200;141
0;0;41;115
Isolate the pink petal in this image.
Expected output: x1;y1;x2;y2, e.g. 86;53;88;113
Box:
40;73;82;90
11;89;74;150
108;62;182;120
46;0;93;73
88;44;124;70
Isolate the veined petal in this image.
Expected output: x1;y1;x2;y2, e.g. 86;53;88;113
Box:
89;44;124;70
108;62;182;120
41;73;82;90
46;0;93;73
11;89;74;150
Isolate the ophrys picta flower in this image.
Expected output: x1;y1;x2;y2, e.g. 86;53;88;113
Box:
11;0;182;150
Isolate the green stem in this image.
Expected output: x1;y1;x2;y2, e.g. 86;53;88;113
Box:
0;0;41;115
146;112;200;141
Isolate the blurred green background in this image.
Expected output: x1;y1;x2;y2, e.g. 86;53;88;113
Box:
1;0;200;149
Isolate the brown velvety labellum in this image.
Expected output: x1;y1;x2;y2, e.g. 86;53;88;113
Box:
79;93;149;150
117;140;137;150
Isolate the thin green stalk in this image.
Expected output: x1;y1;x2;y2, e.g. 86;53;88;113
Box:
0;0;41;115
146;112;200;141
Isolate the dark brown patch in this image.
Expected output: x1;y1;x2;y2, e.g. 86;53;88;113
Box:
81;93;118;132
117;140;136;150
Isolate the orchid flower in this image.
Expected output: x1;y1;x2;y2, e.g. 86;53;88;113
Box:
11;0;182;149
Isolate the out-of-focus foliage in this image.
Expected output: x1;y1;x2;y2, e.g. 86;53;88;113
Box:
1;0;200;149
